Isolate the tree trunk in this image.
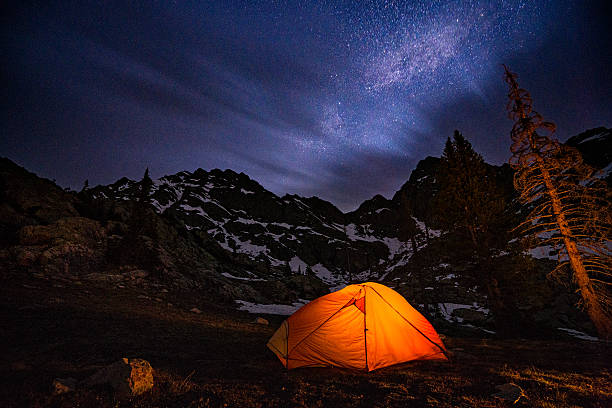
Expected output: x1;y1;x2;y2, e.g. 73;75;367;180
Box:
564;236;612;339
539;161;612;339
467;225;478;249
485;278;508;332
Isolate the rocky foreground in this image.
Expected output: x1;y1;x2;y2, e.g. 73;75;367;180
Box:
1;272;610;407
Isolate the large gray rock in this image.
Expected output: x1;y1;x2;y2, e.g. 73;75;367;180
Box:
254;317;269;325
452;308;488;323
51;377;77;395
84;358;154;397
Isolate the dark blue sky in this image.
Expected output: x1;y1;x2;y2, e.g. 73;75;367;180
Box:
3;1;611;210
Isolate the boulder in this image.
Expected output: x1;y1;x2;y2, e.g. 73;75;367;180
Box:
126;269;149;279
492;383;527;404
18;217;104;246
190;307;202;314
52;377;77;395
84;358;154;397
254;317;269;325
285;274;329;299
452;308;488;323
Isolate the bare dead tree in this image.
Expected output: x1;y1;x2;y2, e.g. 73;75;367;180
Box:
503;66;612;338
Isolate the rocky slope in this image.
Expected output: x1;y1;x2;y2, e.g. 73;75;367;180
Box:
0;158;328;306
88;168;419;289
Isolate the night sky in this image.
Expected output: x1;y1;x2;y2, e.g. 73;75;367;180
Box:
3;1;611;211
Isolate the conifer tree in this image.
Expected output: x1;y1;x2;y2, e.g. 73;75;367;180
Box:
342;221;352;282
398;191;419;254
435;130;505;249
129;167;156;242
139;168;153;204
81;179;89;192
284;260;292;275
434;131;508;323
503;66;612;338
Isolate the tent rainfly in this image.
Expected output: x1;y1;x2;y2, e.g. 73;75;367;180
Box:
267;282;447;371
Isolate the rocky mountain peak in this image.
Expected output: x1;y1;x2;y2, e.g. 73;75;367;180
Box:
2;126;610;336
565;127;612;171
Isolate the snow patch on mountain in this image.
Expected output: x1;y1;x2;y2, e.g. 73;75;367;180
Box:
311;263;335;284
575;129;608;144
236;217;268;226
529;245;557;260
289;256;308;273
220;235;269;258
235;299;309;315
414;218;441;238
557;327;599;341
437;302;489;323
221;272;266;282
597;162;612;179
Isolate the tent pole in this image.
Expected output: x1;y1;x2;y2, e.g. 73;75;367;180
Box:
363;289;368;371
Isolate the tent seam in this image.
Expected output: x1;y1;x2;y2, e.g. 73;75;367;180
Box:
267;342;284;358
286;320;289;369
364;287;368;371
287;294;361;356
367;286;447;357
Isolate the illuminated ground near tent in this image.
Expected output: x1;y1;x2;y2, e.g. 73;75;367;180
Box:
1;277;610;407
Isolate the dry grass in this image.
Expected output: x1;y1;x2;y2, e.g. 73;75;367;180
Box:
1;274;610;407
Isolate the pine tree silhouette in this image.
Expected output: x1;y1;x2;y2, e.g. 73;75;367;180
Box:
398;191;419;255
435;130;505;249
434;130;509;328
139;168;153;204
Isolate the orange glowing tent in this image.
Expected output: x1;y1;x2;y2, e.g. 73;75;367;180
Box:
267;282;447;371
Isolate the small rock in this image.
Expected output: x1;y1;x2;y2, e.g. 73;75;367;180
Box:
137;295;149;300
492;383;527;404
167;303;173;307
254;317;269;325
161;288;169;293
129;269;149;279
190;307;202;314
52;377;77;395
117;285;125;289
83;358;154;397
154;297;163;302
10;361;30;371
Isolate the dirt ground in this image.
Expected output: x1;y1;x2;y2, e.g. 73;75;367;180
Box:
1;274;610;408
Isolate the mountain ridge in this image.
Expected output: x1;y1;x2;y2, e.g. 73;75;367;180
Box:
1;126;610;335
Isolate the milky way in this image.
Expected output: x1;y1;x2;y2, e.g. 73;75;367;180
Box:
2;0;611;210
310;0;553;153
